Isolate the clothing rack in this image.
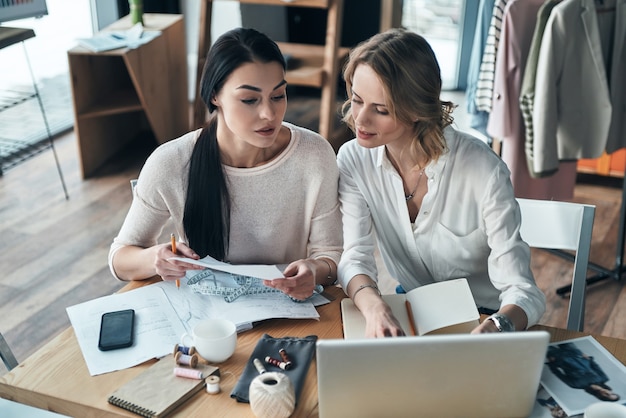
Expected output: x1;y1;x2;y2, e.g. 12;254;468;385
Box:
555;170;626;296
537;0;623;295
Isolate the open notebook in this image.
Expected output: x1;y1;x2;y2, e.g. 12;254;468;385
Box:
342;278;480;338
317;331;551;418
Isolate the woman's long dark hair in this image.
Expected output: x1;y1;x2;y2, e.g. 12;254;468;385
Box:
184;28;286;260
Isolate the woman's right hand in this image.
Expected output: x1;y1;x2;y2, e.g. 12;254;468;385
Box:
154;241;203;283
347;275;406;338
361;297;406;338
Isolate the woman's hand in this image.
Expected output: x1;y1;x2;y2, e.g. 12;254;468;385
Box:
361;297;406;338
471;318;501;334
346;275;405;338
154;241;203;283
263;258;321;301
470;305;528;334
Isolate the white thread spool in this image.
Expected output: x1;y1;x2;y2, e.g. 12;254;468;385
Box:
249;371;295;418
206;375;221;394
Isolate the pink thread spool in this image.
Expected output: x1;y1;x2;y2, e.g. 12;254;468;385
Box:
174;367;203;380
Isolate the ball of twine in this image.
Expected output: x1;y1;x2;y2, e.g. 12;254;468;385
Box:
249;372;295;418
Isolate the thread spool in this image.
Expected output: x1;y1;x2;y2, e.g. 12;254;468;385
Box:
173;367;203;380
249;372;295;418
175;352;198;368
173;344;196;356
193;351;210;365
253;357;267;374
278;348;292;365
206;375;221;394
265;356;291;370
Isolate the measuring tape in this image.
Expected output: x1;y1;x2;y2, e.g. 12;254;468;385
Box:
187;270;323;303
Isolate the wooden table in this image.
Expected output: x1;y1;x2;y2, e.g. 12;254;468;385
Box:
0;280;343;417
1;281;625;418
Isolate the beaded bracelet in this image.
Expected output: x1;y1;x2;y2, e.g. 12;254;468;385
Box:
351;283;381;300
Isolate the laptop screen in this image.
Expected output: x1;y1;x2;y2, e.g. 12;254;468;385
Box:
316;331;550;418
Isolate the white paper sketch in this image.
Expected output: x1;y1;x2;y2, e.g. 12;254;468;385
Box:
66;286;187;376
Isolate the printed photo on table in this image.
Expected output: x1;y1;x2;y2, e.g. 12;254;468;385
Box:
540;336;626;416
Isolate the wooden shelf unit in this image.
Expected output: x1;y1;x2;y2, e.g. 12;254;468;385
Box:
68;14;188;178
193;0;348;142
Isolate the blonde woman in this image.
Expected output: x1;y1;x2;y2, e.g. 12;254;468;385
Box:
337;28;545;337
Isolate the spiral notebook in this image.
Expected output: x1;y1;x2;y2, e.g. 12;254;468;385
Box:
108;354;219;418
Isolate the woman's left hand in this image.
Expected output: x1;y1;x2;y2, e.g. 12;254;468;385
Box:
263;259;318;301
471;319;501;334
471;305;528;334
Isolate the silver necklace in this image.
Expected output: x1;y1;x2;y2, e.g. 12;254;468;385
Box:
405;169;425;202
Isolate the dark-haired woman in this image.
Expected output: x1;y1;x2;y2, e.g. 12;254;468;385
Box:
336;28;545;336
109;28;342;301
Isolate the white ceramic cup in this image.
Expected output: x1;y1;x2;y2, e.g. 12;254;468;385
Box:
584;402;626;418
181;318;237;363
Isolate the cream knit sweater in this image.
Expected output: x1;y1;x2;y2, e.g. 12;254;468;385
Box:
109;122;342;279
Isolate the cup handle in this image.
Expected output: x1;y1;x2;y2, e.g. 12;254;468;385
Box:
180;332;194;348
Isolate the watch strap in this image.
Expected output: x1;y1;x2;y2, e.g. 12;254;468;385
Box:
487;313;515;332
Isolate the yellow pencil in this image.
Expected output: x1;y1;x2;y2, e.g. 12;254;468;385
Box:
171;233;180;290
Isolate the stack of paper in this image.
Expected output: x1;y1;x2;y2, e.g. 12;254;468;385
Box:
76;23;161;52
67;260;326;376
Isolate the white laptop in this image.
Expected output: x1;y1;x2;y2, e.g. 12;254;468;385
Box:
316;331;550;418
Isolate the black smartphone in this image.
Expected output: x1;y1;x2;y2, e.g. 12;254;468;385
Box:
98;309;135;351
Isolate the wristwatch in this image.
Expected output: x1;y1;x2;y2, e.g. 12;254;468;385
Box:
487;313;515;332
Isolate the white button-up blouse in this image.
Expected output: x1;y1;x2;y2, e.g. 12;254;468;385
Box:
337;126;546;326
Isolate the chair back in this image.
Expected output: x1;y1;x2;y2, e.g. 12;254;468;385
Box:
0;331;18;371
517;198;595;331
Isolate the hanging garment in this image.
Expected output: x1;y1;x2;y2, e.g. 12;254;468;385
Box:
474;0;510;115
488;0;577;200
531;0;626;176
519;0;563;178
465;0;495;137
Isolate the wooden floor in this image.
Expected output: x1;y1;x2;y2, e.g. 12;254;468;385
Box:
1;95;625;376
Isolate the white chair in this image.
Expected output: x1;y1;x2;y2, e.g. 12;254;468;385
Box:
0;331;18;371
517;198;595;332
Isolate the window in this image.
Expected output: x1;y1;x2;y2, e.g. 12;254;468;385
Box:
402;0;467;90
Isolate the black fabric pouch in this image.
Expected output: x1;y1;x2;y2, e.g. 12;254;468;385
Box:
230;334;318;404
